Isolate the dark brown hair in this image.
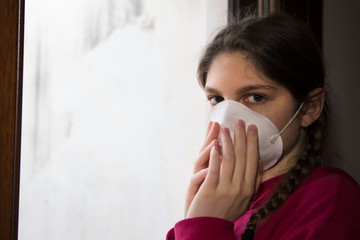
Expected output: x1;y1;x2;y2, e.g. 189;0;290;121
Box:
197;13;329;239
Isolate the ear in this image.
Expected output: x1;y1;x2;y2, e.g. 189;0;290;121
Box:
301;88;325;128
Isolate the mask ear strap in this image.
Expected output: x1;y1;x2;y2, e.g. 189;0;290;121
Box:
270;102;304;144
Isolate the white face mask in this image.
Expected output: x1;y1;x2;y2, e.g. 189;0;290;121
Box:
208;100;304;171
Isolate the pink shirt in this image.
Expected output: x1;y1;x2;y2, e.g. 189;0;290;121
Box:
166;167;360;239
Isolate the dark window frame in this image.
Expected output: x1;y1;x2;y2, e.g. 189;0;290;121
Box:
0;0;25;239
228;0;322;46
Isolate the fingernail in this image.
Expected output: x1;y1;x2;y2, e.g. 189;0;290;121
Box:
208;121;213;131
211;145;218;152
237;119;245;128
221;127;230;135
248;125;257;134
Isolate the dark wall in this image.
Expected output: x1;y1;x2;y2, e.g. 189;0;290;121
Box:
323;0;360;183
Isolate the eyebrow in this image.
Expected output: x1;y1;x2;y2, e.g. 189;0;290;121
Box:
204;84;277;96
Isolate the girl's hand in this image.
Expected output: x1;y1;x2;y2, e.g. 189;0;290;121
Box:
194;121;221;174
184;121;220;217
186;120;261;222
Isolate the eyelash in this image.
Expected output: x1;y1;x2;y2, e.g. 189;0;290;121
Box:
244;94;266;104
207;96;224;105
207;94;266;106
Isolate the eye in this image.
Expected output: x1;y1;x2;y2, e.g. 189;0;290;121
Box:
208;96;224;105
245;94;265;104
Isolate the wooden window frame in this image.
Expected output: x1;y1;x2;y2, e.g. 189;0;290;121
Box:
0;0;25;239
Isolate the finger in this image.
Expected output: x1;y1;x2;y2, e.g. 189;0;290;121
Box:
219;127;236;184
205;121;213;138
199;122;220;153
187;169;209;200
193;139;218;174
233;119;247;183
244;125;260;185
203;144;220;188
185;168;208;216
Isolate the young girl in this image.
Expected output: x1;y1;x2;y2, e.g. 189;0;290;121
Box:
166;13;360;239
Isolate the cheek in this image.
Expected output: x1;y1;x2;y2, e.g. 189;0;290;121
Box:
265;104;302;150
267;100;298;132
272;115;287;131
266;110;292;132
280;118;302;153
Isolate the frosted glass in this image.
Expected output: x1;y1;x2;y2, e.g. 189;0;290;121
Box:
19;0;226;239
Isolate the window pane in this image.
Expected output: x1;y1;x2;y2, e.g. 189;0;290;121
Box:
19;0;226;239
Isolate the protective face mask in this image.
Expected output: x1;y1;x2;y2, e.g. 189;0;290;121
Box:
208;100;303;171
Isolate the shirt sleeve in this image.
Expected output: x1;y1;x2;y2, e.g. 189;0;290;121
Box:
166;217;235;240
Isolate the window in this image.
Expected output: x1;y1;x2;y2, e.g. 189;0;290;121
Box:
19;1;227;239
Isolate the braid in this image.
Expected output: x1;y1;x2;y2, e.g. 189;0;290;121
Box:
242;102;328;240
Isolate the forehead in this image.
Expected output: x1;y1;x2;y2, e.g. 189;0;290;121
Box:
206;52;278;89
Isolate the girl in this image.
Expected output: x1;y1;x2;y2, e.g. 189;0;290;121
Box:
166;13;360;239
